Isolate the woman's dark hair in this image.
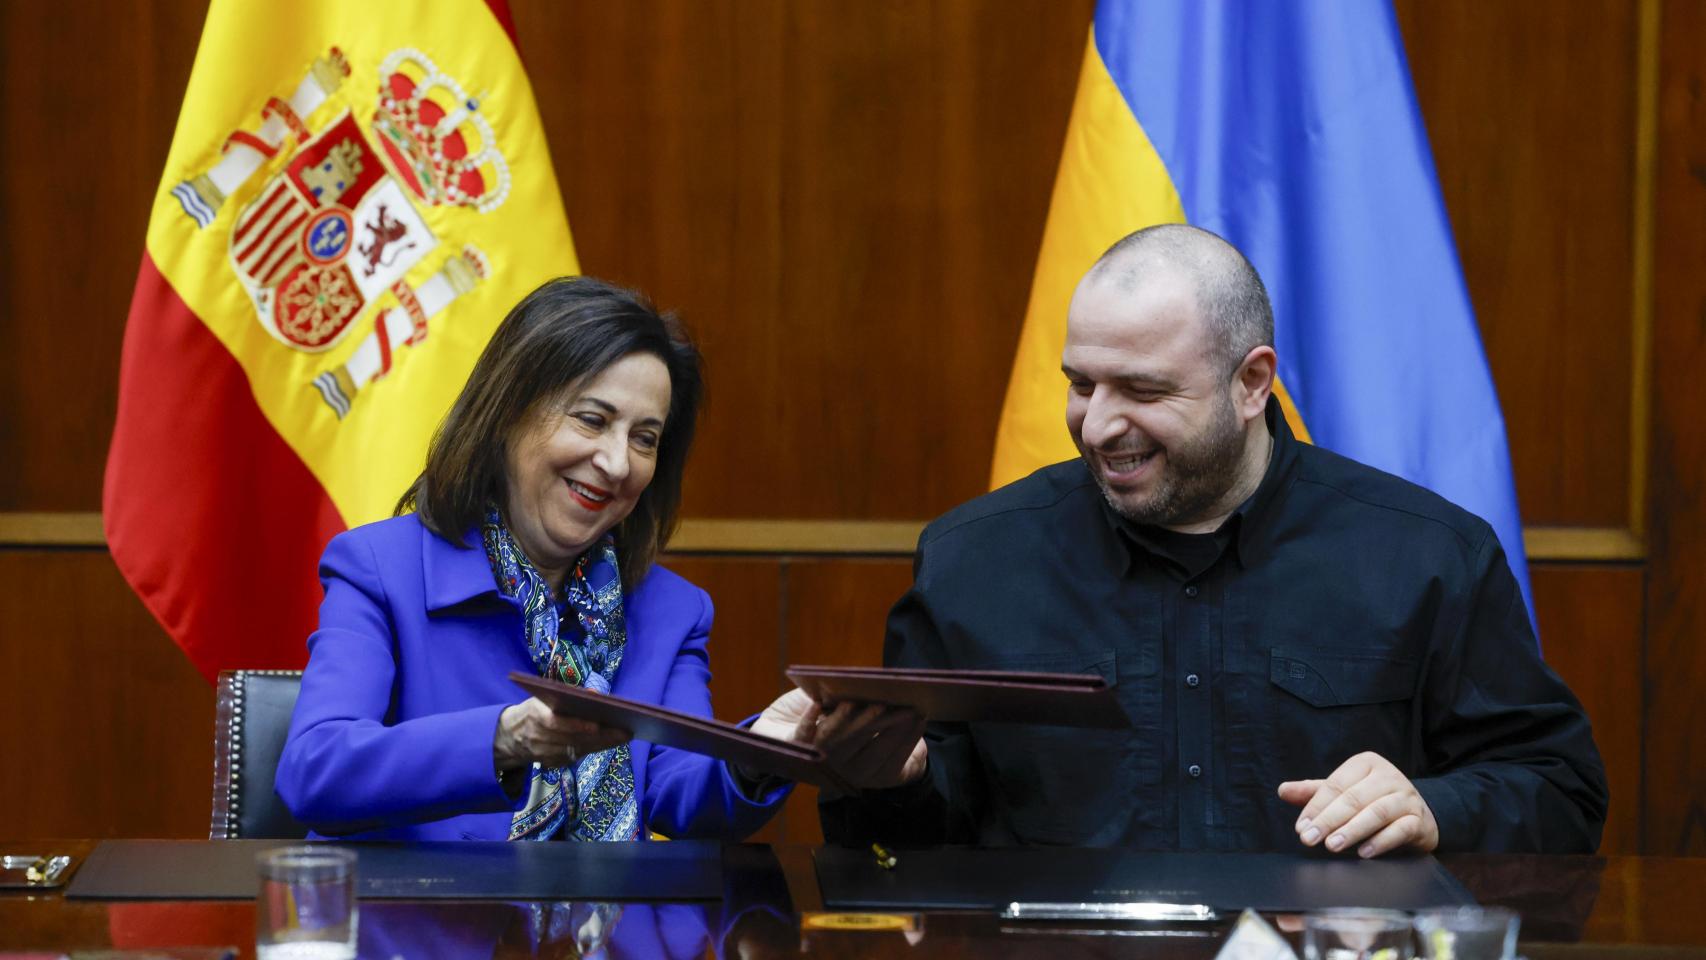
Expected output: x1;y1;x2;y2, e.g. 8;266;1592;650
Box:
397;276;703;586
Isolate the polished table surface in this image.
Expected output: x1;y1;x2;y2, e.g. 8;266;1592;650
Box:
3;842;1704;958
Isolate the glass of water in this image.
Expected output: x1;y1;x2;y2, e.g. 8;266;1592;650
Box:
1414;906;1520;960
256;846;358;960
1303;908;1415;960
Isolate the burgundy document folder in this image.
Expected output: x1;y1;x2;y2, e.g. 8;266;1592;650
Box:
509;673;853;792
784;665;1130;729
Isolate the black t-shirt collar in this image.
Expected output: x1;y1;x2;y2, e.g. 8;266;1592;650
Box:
1101;393;1299;576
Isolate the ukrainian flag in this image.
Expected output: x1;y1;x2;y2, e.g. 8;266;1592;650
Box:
991;0;1535;626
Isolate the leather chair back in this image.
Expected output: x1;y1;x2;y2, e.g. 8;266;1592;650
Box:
210;669;310;839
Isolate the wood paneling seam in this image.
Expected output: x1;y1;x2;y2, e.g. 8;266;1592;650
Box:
1628;0;1658;545
0;511;1653;560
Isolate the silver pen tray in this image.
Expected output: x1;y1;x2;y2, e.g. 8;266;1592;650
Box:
1002;901;1219;922
1;853;75;889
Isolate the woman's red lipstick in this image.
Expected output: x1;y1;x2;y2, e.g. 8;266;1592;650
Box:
565;479;612;511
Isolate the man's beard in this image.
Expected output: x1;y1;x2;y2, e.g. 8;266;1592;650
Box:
1087;390;1248;528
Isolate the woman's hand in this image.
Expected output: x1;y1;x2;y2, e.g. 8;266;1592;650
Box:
493;697;633;772
751;688;928;795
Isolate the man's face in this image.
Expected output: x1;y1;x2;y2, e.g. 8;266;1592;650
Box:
1062;271;1249;528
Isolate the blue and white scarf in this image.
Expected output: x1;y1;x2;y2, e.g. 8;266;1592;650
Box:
483;507;641;842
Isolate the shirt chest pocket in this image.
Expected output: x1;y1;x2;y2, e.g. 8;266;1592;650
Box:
1257;646;1420;784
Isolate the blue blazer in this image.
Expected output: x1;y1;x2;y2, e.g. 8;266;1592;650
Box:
275;514;789;841
358;902;719;960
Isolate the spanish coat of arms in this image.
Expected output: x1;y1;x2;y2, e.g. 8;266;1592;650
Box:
170;47;506;419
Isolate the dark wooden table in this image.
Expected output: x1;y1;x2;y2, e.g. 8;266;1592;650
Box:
2;842;1703;958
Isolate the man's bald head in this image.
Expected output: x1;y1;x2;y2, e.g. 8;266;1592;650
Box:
1084;224;1274;377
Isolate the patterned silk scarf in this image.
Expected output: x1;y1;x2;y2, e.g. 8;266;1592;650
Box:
483;508;642;842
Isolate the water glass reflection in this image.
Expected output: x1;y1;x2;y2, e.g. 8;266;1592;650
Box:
1414;907;1520;960
1303;908;1415;960
256;846;358;960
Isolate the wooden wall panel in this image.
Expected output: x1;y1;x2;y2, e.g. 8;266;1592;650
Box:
659;556;785;842
0;551;209;838
660;556;787;724
1647;0;1706;856
1530;566;1644;856
0;0;1656;524
776;558;916;845
0;1;200;511
1395;0;1637;529
0;0;1094;520
515;0;1094;521
783;558;914;669
763;2;1092;520
514;0;792;528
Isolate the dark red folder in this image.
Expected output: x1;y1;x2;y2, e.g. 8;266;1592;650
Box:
784;665;1130;729
509;673;854;792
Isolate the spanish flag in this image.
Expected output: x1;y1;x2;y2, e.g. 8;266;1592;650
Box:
104;0;577;681
991;0;1535;625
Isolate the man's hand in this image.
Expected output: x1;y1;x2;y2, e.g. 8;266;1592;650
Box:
752;688;927;794
749;686;817;743
494;697;632;772
1277;751;1439;858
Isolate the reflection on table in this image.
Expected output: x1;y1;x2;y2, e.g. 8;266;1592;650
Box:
1;845;1704;959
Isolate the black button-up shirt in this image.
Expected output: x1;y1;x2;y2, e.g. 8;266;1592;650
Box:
821;399;1608;853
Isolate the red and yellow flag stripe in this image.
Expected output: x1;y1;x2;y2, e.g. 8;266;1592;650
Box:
105;0;576;680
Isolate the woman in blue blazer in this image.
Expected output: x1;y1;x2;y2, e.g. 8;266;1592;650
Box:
276;277;924;842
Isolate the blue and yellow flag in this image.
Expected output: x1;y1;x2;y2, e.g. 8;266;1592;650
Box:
991;0;1535;626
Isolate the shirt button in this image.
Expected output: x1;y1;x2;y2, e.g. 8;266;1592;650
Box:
1187;764;1203;778
1186;673;1200;688
1183;584;1199;598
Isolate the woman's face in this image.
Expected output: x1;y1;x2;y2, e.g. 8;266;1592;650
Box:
502;351;672;582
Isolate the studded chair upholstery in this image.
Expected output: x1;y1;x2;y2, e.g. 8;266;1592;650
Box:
210;669;310;839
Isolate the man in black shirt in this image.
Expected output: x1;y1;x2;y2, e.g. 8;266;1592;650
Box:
819;224;1607;855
